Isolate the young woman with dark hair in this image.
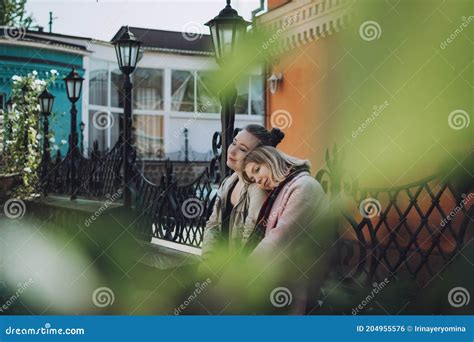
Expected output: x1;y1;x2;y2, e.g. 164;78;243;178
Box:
200;125;285;274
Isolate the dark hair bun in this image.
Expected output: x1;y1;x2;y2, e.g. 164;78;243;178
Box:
270;128;285;146
243;124;285;147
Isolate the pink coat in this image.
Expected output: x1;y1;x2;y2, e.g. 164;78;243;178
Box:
248;172;329;314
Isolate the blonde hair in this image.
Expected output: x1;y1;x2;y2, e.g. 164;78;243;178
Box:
242;146;311;184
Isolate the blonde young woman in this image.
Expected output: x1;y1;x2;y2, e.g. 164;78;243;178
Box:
200;125;285;275
240;146;330;314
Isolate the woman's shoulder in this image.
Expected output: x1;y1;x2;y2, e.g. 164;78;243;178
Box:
276;174;327;212
246;182;268;198
287;172;325;196
217;173;239;194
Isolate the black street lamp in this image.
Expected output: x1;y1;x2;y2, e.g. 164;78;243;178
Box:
6;97;13;114
205;0;250;178
113;26;141;208
79;121;85;155
63;67;84;199
184;128;189;163
38;88;55;114
5;97;13;144
38;88;55;196
21;86;28;156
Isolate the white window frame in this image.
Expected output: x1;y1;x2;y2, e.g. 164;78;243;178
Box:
87;55;264;158
168;68;264;119
88;59;166;151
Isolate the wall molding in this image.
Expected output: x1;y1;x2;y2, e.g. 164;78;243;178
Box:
256;0;353;53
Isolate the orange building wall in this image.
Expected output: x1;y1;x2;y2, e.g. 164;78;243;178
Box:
266;34;339;173
261;3;472;276
267;0;291;11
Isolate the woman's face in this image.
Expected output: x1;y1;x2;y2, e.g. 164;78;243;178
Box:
227;130;261;172
244;162;277;190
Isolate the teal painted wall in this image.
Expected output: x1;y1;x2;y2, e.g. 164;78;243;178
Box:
0;44;85;156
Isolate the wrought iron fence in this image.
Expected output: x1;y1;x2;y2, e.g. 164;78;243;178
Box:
131;159;216;248
316;146;473;286
42;141;217;249
43;137;124;199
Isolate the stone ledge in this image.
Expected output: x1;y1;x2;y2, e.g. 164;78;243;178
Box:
34;195;123;214
136;240;200;270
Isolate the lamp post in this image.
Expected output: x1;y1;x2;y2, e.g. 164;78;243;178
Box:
5;98;13;145
38;88;55;196
21;86;28;156
63;67;84;200
6;97;12;113
205;0;250;178
184;128;189;163
79;121;85;155
113;26;141;208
